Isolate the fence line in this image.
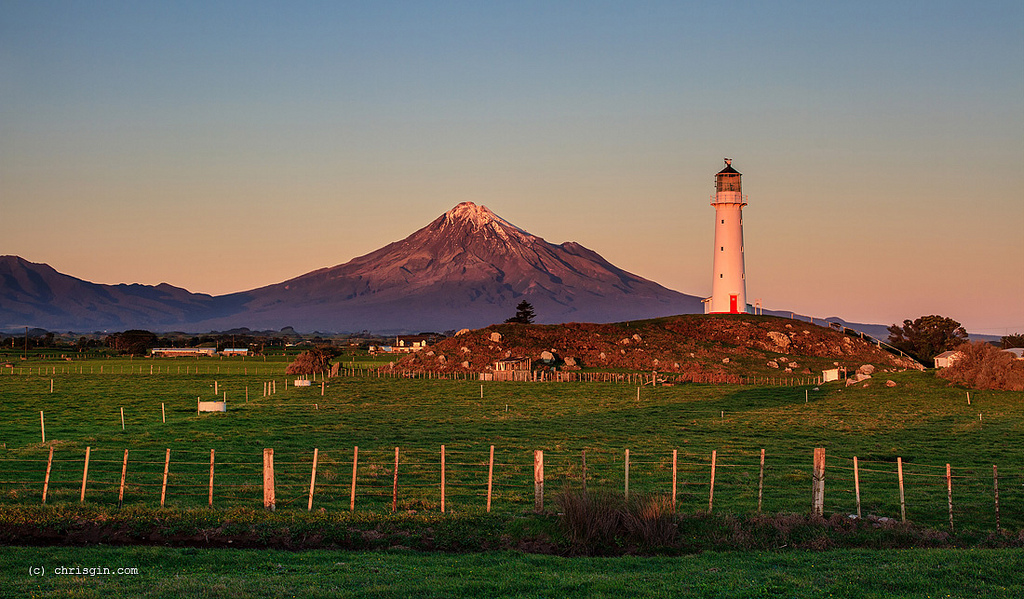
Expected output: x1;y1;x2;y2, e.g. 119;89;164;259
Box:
0;445;1016;531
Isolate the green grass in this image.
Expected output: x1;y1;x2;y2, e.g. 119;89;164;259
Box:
1;545;1021;598
0;357;1021;530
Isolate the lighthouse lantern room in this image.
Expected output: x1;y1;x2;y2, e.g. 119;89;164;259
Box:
704;158;749;314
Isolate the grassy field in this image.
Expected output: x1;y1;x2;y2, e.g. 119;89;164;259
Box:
0;545;1021;598
1;354;1021;596
0;355;1020;529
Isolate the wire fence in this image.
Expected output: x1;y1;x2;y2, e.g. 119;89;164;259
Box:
0;445;1018;531
2;364;823;386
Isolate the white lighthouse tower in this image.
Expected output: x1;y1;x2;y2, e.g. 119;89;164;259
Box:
704;158;748;314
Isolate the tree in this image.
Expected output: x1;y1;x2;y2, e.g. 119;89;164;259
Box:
505;300;536;325
105;330;158;356
887;315;968;363
286;347;334;375
1001;333;1024;349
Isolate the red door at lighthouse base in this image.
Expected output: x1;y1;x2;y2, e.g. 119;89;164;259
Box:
729;294;738;314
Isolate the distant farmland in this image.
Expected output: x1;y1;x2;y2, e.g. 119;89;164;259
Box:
0;354;1019;532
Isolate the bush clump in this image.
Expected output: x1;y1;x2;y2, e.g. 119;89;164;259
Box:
285;347;334;375
937;341;1024;391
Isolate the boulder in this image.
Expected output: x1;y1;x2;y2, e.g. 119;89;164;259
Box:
455;329;471;336
857;364;876;375
632;334;642;342
767;331;791;351
540;351;555;362
490;332;502;343
460;346;471;354
461;361;470;369
767;360;779;369
722;357;730;364
885;380;897;387
564;357;577;367
599;352;606;360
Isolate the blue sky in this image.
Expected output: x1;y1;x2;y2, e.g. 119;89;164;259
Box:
2;1;1022;333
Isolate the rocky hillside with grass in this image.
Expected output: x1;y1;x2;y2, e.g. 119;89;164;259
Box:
393;314;921;378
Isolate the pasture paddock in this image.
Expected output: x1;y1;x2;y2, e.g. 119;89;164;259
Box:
0;356;1021;531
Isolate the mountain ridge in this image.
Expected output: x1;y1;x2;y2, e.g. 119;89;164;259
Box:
0;203;703;332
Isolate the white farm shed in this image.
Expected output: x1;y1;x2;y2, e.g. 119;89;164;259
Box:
934;351;962;369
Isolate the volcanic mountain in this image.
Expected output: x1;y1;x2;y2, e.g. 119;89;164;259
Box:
205;202;703;332
0;203;703;332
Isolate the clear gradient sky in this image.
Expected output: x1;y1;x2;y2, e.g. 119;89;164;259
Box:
2;1;1022;334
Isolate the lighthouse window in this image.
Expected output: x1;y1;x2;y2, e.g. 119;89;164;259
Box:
720;274;723;278
720;247;724;251
721;219;725;224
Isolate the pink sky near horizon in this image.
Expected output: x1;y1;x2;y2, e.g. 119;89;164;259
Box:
2;2;1021;335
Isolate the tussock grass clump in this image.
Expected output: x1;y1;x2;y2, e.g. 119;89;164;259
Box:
556;490;676;555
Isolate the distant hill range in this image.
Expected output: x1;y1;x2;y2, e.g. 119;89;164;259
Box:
1;203;705;333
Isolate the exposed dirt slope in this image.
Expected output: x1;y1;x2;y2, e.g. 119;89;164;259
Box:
394;314;920;378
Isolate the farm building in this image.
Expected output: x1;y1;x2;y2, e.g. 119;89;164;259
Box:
372;335;433;354
1003;348;1024;360
151;347;217;357
221;348;249;356
934;350;962;369
822;368;840;382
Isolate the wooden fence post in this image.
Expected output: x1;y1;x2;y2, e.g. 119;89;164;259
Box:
161;449;171;508
208;449;215;507
42;446;54;504
897;457;906;522
812;448;825;517
118;449;129;508
757;448;765;513
672;449;678;512
120;407;125;430
440;445;446;513
263;448;275;511
308;448;319;511
161;403;165;424
993;465;1000;532
40;411;45;444
708;450;717;513
946;463;953;531
486;445;494;513
853;456;862;519
80;446;91;503
391;447;399;512
350;446;359;511
534;450;544;512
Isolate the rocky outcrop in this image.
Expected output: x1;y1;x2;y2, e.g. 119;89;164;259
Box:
391;314;916;377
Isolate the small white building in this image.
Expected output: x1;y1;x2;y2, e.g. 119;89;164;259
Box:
934;350;962;369
1002;348;1024;360
151;347;217;357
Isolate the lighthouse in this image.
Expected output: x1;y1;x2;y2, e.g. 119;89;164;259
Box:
704;158;748;314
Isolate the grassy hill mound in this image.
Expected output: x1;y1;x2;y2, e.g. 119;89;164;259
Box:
394;314;920;378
